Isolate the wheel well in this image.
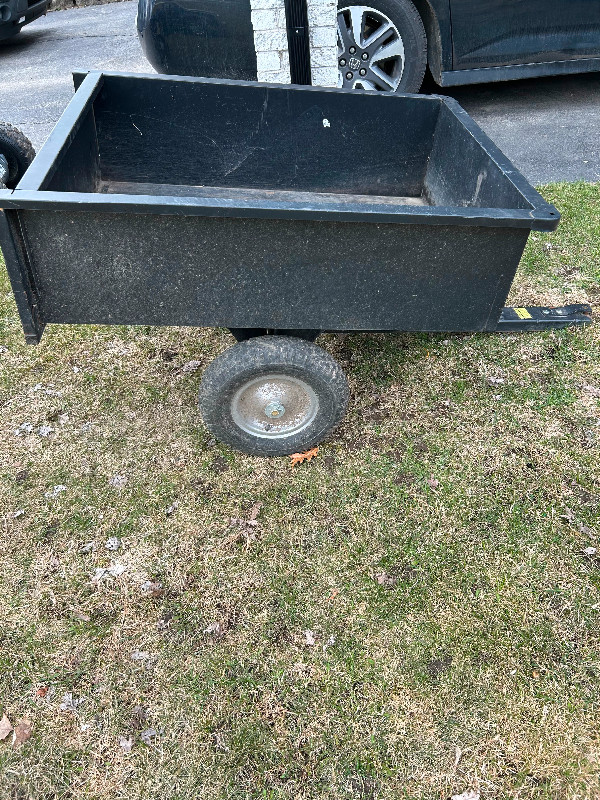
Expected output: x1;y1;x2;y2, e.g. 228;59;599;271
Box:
410;0;444;83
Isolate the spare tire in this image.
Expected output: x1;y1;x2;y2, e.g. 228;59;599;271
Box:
0;123;35;189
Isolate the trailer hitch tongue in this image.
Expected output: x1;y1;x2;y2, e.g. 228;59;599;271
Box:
0;154;8;186
497;304;593;331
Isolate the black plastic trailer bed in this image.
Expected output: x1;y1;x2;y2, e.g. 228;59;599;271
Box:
0;71;592;456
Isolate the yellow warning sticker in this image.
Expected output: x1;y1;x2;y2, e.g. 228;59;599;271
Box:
514;307;532;319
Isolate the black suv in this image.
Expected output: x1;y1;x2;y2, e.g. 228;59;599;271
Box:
0;0;50;41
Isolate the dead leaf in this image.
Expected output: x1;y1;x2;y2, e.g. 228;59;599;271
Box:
36;686;49;698
376;571;398;587
451;791;479;800
141;580;164;598
289;447;319;467
13;720;32;746
129;706;147;730
59;693;83;713
581;383;600;397
532;670;541;679
119;735;133;753
226;507;263;548
91;563;127;584
453;746;462;768
426;476;440;489
181;360;203;374
0;714;13;740
131;651;151;662
140;727;158;746
578;523;595;538
326;589;339;601
304;630;316;646
44;485;66;499
105;537;121;551
14;422;34;436
204;622;223;636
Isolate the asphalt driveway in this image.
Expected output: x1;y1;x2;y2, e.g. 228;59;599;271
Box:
0;2;145;147
1;1;599;184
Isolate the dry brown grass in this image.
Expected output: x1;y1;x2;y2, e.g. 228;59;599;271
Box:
0;183;599;799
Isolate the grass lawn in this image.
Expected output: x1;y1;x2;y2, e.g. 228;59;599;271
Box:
0;183;599;800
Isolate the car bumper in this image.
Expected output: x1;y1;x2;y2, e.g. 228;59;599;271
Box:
0;0;49;39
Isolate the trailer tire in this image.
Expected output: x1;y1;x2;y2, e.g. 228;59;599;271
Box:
338;0;427;93
0;123;35;189
199;336;349;457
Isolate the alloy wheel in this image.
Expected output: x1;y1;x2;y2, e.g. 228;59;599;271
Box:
338;5;405;91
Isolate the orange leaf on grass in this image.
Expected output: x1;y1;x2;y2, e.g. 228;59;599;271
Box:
289;447;319;467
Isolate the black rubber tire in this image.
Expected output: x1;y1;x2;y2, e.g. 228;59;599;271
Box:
0;123;35;189
198;336;349;457
339;0;427;93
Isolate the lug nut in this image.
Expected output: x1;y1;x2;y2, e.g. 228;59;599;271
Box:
359;68;367;76
362;52;369;60
346;72;353;80
339;58;346;66
349;46;356;54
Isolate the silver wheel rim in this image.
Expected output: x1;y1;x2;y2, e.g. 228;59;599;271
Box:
338;5;405;92
231;374;319;439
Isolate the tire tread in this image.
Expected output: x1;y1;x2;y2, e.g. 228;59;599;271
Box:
199;336;349;456
0;123;35;188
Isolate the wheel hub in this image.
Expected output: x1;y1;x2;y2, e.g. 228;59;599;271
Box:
338;5;405;92
232;374;319;439
264;400;286;419
0;154;8;186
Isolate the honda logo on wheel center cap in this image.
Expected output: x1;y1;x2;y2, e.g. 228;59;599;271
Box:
349;57;361;70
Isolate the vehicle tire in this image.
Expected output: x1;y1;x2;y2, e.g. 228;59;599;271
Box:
199;336;349;457
338;0;427;93
0;123;35;189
